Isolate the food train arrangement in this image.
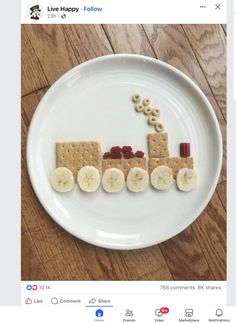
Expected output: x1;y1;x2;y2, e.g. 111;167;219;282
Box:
50;94;197;194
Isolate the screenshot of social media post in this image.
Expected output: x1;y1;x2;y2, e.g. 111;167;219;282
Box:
19;27;230;323
2;0;236;321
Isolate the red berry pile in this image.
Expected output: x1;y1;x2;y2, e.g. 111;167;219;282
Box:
103;146;145;159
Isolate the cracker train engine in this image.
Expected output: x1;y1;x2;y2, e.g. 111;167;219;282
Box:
52;132;197;193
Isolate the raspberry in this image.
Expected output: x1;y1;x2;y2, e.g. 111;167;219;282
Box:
135;151;144;158
110;146;122;153
103;152;111;159
122;146;133;153
123;151;134;159
110;151;122;159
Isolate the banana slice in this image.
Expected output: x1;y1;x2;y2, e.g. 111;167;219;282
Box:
102;168;125;193
176;168;197;192
77;166;101;192
50;167;75;193
150;165;173;190
127;167;149;192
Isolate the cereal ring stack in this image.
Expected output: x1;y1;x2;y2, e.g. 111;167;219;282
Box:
131;94;164;133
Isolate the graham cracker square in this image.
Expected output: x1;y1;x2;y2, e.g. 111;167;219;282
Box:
56;141;102;177
147;133;169;158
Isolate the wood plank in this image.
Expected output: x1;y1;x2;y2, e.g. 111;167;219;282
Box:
22;88;48;125
143;24;226;183
182;25;226;119
221;24;227;35
192;192;226;280
121;247;173;280
21;25;48;96
160;227;214;280
63;25;113;62
24;25;78;85
21;217;48;280
103;24;155;57
217;181;226;210
73;242;132;280
42;238;132;280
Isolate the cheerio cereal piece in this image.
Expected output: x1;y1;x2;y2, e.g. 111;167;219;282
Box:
155;122;164;132
143;98;150;106
132;94;141;103
135;103;144;112
144;106;152;115
148;115;157;125
152;108;160;117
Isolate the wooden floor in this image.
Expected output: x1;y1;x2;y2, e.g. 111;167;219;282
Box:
21;24;226;281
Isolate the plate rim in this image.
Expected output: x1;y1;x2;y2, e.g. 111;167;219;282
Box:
26;53;223;250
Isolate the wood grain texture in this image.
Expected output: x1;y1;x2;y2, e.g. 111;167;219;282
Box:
21;217;48;280
103;24;155;57
22;88;48;126
21;24;226;281
63;24;113;62
21;26;48;96
221;24;227;35
192;192;226;280
160;227;214;280
182;25;226;119
121;247;173;280
217;181;226;210
24;25;78;85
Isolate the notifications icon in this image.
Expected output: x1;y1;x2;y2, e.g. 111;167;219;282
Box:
215;309;223;317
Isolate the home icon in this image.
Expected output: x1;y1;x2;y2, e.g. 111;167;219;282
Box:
95;309;104;317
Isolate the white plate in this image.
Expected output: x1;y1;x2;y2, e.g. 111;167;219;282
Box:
27;54;222;250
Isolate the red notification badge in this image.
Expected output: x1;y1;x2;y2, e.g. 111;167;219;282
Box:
160;307;169;314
